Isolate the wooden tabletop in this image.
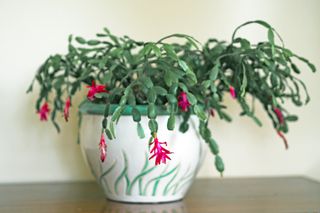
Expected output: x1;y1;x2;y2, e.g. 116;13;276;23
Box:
0;177;319;213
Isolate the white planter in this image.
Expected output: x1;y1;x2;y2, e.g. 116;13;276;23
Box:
80;109;206;203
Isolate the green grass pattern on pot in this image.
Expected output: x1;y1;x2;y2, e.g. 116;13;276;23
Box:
92;151;197;196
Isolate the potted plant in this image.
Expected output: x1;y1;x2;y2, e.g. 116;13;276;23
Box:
27;20;316;203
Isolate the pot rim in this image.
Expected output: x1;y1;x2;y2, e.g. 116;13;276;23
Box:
79;100;173;116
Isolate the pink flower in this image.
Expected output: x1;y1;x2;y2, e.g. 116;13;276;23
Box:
64;97;71;122
229;86;236;99
38;102;50;121
277;130;289;150
178;92;191;112
273;107;284;125
99;133;107;162
86;80;108;101
149;137;173;165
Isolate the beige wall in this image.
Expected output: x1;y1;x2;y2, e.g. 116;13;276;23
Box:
0;0;319;183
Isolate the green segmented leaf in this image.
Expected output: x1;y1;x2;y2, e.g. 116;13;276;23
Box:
251;116;263;127
179;122;189;133
103;27;110;34
77;111;83;144
268;28;275;56
157;33;200;49
178;83;188;92
147;88;157;103
232;20;271;41
167;114;175;130
105;129;113;140
199;122;211;140
26;82;33;93
102;118;107;129
194;105;207;122
132;107;141;122
147;103;157;119
127;92;136;105
75;36;86;44
141;76;153;88
119;96;127;106
166;94;177;104
215;155;224;174
210;63;220;80
109;121;116;138
291;63;301;74
185;72;197;85
240;65;247;97
187;92;197;105
111;106;125;123
178;60;190;72
210;83;218;93
53;76;64;89
104;104;110;117
294;76;311;104
208;138;219;155
219;111;232;122
286;115;298;122
137;122;145;139
271;73;278;88
294;55;316;72
169;83;178;94
237;38;251;49
68;34;73;43
148;119;158;133
151;44;162;57
154;86;167;96
141;43;153;56
87;40;101;46
279;121;289;133
201;80;211;89
163;44;178;60
51;109;61;133
124;86;132;96
96;33;107;37
164;71;173;87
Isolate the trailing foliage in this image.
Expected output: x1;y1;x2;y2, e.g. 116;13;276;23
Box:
27;20;316;175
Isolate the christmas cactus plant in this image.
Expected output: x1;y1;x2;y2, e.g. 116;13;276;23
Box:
27;20;316;175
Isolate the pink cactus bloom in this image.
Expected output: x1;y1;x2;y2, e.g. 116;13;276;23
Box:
273;107;284;124
178;92;191;112
86;80;108;101
99;133;107;162
64;97;71;122
277;130;288;150
38;102;50;121
149;137;173;165
229;86;236;99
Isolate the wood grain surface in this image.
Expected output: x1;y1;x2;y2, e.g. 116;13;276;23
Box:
0;177;319;213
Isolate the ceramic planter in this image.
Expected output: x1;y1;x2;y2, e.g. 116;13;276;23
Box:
79;102;206;203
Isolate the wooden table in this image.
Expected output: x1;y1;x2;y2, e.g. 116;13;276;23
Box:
0;177;319;213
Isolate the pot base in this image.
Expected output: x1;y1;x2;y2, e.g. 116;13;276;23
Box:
106;196;183;204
